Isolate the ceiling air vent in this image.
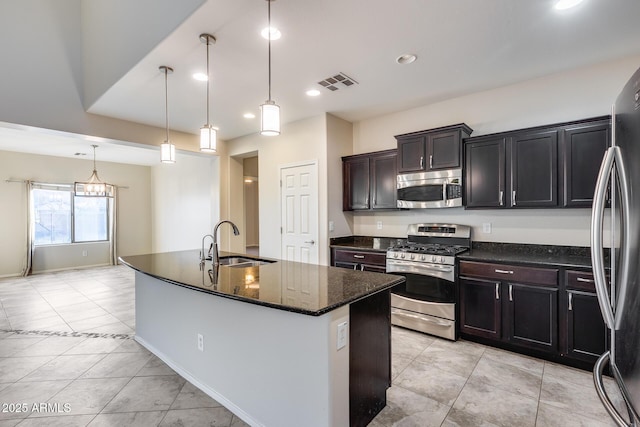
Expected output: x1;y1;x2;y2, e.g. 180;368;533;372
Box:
317;72;358;91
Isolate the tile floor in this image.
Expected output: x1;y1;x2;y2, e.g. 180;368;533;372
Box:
0;265;626;426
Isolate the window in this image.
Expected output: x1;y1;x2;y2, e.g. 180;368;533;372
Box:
33;185;109;245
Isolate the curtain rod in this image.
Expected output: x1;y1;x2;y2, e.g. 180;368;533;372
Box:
5;179;129;189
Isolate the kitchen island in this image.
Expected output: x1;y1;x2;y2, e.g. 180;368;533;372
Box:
120;250;404;427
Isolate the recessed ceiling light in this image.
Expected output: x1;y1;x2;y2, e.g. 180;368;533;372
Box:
396;54;417;65
261;26;281;40
306;89;321;97
554;0;584;10
193;72;208;81
243;113;256;119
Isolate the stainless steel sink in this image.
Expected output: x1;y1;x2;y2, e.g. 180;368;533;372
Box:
218;256;274;268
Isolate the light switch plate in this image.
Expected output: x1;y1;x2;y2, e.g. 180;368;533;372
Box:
376;221;383;230
337;321;348;350
482;223;492;234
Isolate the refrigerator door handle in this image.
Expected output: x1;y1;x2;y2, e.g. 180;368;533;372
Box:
612;147;632;330
591;146;617;329
593;351;634;427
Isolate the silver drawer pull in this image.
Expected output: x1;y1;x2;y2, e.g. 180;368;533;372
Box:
568;292;573;311
509;284;513;302
576;277;595;283
353;254;365;259
495;283;500;300
495;269;514;274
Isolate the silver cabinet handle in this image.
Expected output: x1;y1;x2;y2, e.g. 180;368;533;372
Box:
568;292;573;311
304;240;315;245
495;283;500;300
499;190;504;206
352;264;358;270
591;146;617;330
495;269;514;274
360;264;364;271
509;284;513;302
353;254;365;259
429;155;433;169
576;277;594;283
420;156;424;169
512;190;517;206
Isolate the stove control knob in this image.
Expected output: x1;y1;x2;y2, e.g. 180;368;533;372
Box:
431;255;437;262
394;252;398;258
401;253;405;259
440;256;445;263
410;254;415;260
421;254;426;261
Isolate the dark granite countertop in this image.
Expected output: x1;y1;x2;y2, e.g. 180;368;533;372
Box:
120;250;404;317
330;236;406;253
459;242;594;269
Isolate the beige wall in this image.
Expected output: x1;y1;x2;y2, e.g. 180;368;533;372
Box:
348;56;640;246
0;150;152;276
226;116;329;264
326;114;354;242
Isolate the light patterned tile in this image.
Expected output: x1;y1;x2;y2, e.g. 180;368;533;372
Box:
87;411;166;426
102;375;186;413
370;384;449;427
393;360;467;406
468;356;542;399
20;354;106;382
159;407;234;427
535;402;617;427
170;382;222;410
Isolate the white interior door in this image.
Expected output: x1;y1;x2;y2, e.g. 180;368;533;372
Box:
280;162;319;264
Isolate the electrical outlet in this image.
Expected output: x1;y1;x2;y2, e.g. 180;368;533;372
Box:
197;333;204;352
329;221;334;232
82;250;88;257
337;321;348;350
482;223;492;234
376;221;383;230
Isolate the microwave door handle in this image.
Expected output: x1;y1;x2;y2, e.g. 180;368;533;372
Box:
613;147;632;330
590;146;617;329
442;182;447;202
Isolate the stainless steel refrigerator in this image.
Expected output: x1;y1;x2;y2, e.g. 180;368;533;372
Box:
592;65;640;426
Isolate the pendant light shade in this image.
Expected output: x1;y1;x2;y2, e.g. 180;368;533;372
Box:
260;100;280;136
199;33;217;152
74;145;115;197
159;65;176;163
260;0;280;136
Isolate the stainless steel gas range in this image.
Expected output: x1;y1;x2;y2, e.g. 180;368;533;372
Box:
386;223;471;340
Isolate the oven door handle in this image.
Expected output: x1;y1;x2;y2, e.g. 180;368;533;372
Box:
391;309;451;327
387;259;453;273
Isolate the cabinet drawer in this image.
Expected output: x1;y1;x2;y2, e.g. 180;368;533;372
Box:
334;250;386;267
460;261;558;286
566;270;599;292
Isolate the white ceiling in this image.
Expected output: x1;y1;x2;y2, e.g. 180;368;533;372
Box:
4;0;640;165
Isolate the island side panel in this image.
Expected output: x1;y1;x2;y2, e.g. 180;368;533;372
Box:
134;271;350;427
349;289;391;427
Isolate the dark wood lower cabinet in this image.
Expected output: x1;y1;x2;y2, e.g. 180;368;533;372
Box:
459;277;501;340
504;283;558;352
350;289;391;427
455;260;615;369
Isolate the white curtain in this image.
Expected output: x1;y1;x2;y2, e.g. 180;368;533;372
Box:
108;187;118;265
21;180;34;277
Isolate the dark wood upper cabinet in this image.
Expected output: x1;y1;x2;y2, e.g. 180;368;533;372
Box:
396;124;472;173
342;149;397;211
463;116;610;209
464;137;506;208
510;129;558;208
562;120;611;207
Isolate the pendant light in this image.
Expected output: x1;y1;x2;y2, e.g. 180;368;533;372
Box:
260;0;280;136
159;65;176;163
199;34;217;152
74;145;114;197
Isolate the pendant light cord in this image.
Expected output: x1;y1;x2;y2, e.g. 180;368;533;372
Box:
267;0;272;102
206;37;210;125
92;145;97;172
164;67;170;142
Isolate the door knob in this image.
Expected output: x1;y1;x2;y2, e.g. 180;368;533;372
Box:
304;240;316;245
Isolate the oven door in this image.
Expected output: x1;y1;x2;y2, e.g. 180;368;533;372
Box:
387;259;457;339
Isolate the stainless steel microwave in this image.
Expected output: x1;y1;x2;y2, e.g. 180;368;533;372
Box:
397;169;463;209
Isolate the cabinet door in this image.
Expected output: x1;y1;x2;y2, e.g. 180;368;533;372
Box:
504;282;558;352
370;152;397;209
459;277;502;340
397;136;426;173
429;130;461;170
510;130;558;207
566;290;608;362
464;138;506;208
562;122;610;207
343;157;370;210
